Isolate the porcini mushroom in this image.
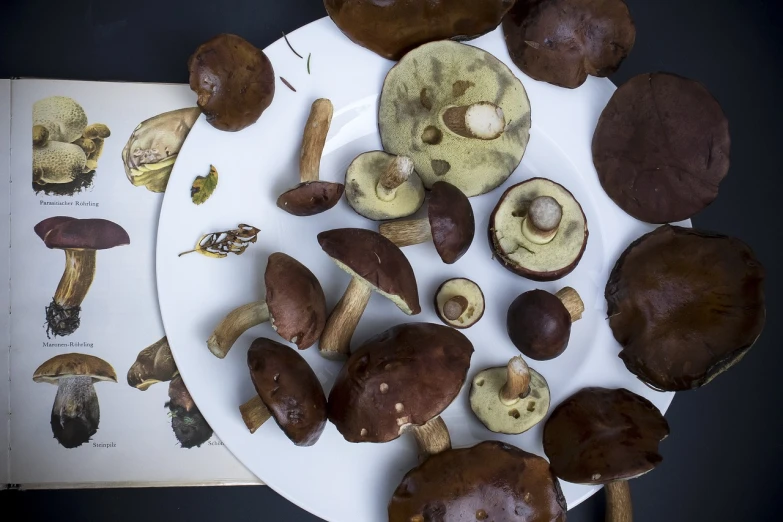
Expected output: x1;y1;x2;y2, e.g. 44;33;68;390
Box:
507;287;584;360
33;353;117;449
543;387;669;522
489;178;588;281
378;40;531;197
317;228;421;360
344;151;424;220
606;225;766;391
379;181;475;264
276;98;345;216
127;337;177;391
434;277;485;328
207;252;327;357
188;33;275;132
238;337;327;446
34;217;130;337
166;374;214;449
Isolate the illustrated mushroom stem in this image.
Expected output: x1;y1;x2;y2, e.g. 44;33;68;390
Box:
239;395;272;434
605;480;633;522
443;295;469;321
379;219;432;247
442;102;506;140
555;286;585;322
320;278;373;360
410;416;451;459
376;155;414;201
54;249;97;309
522;196;563;245
500;356;532;405
207;301;270;358
299;98;333;183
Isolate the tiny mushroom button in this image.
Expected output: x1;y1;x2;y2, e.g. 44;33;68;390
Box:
434;278;485;329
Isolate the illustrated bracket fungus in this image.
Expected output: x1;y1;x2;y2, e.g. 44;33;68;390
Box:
507;287;584;360
344;152;424;221
434;278;485;329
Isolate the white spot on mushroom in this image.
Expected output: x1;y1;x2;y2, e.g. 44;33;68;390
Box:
592;473;601;481
360;428;368;437
395;403;404;412
380;383;389;394
290;336;298;344
396;416;410;426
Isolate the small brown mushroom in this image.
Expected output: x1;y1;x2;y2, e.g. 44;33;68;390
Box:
167;375;214;449
379;181;474;264
344;151;425;220
434;278;485;328
507;287;584;360
276;99;345;216
127;337;177;391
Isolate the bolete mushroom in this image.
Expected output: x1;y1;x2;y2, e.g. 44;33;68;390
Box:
378;40;531;197
489;178;588;281
35;217;130;337
507;287;584;360
166;374;214;449
238;337;327;447
379;181;474;264
127;336;178;391
502;0;636;89
434;277;485;328
33;353;117;449
606;225;766;391
344;151;424;220
276;98;345;216
188;33;275;132
543;387;669;522
593;72;731;223
207;252;327;357
317;228;421;360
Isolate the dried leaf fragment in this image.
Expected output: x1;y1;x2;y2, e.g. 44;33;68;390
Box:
191;165;219;204
178;224;260;258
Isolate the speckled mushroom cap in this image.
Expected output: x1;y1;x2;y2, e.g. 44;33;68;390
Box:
389;440;567;522
33;353;117;384
428;181;475;264
34;217;130;250
33;96;88;143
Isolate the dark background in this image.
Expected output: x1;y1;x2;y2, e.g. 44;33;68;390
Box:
1;0;781;520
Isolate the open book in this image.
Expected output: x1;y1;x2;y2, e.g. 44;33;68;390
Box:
1;78;262;488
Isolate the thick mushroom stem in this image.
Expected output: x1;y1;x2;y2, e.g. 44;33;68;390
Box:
555;287;585;322
319;278;373;360
46;249;97;337
410;416;452;459
299;98;333;183
500;356;532;406
379;219;432;247
443;295;469;321
605;480;633;522
442;102;506;140
207;301;270;359
239;395;272;434
522;196;563;245
51;375;100;449
376;156;414;202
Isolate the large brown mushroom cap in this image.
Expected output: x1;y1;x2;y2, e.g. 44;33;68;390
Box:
327;322;473;443
389;440;566;522
34;353;117;384
606;225;766;391
507;290;571;360
276;181;345;217
35;217;130;250
543;387;669;485
428;181;475;264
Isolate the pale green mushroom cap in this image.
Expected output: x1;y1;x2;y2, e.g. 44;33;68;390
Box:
33;96;88;143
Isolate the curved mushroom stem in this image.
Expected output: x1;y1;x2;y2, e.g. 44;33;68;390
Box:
376;155;414;202
51;375;100;448
605;480;633;522
379;219;432;247
500;356;532;406
33;124;49;147
442;102;506;140
410;416;451;460
239;395;272;434
207;301;270;359
443;295;469;321
555;287;585;322
319;278;373;360
46;249;97;337
299;98;333;183
522;196;563;245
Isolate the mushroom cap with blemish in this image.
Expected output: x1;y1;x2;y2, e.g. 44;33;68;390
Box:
606;225;765;391
276;181;345;216
507;289;572;360
33;353;117;384
389;440;567;522
248;337;327;446
34;217;130;250
543;387;669;485
327;322;473;443
428;181;475;264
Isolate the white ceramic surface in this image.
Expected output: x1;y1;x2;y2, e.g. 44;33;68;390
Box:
157;17;685;522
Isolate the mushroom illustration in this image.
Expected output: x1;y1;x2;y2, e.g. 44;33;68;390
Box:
507;287;584;360
166;374;214;449
489;178;588;281
543;387;669;522
606;225;766;391
127;336;178;391
35;217;130;337
344;151;424;221
207;252;327;358
238;337;327;446
33;353;117;449
316;228;421;360
379;181;475;264
188;33;275;132
276;98;345;216
434;277;485;329
379;40;531;197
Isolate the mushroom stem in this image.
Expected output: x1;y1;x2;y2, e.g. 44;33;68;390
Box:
379;219;432;247
51;375;100;449
299;98;333;183
239;395;272;434
410;416;451;459
54;249;97;308
500;356;532;405
207;301;270;359
443;295;469;321
522;196;563;245
605;480;633;522
442;102;506;140
319;278;373;360
376;155;414;202
555;287;585;322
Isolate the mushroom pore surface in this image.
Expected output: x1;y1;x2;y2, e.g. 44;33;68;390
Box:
435;278;485;328
345;151;424;220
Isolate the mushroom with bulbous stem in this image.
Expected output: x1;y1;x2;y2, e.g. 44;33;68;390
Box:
345;151;425;221
434;277;485;329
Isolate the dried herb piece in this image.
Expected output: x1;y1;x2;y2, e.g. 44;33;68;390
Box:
280;77;297;92
191;165;219;205
178;224;260;258
283;31;303;59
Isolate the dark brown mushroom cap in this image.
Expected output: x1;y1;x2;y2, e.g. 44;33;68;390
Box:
324;0;516;61
264;253;327;350
428;181;475;264
276;181;345;216
317;228;421;315
188;34;275;132
503;0;636;89
606;225;766;391
327;322;473;443
389;440;566;522
34;217;130;250
248;337;327;447
543;387;669;485
593;72;731;223
507;289;571;361
168;374;197;413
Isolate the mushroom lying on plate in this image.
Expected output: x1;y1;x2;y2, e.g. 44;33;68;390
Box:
434;278;485;329
344;152;424;221
507;287;584;360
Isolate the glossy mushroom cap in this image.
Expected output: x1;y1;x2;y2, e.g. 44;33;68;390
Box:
35;217;130;250
327;322;473;443
389;440;566;522
34;353;118;384
606;225;766;391
428;181;475;264
248;338;327;446
276;181;345;216
543;387;669;485
507;290;572;361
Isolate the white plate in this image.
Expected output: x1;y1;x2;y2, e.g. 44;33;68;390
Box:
157;17;684;522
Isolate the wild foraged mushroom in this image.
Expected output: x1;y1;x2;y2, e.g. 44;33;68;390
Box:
379;40;531;197
276;98;345;216
434;277;485;329
167;374;214;449
127;336;177;391
35;217;130;337
345;152;424;221
33;353;117;449
507;287;584;360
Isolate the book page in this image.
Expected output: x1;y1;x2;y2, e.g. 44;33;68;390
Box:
0;79;10;486
9;79;259;486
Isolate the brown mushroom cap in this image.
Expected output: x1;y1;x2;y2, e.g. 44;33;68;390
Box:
593;72;731;223
507;289;571;361
503;0;636;89
276;181;345;217
428;181;475;264
127;337;178;390
35;217;130;250
543;387;669;485
248;337;327;446
389;440;566;522
34;353;117;384
327;322;473;443
188;34;275;132
606;225;766;391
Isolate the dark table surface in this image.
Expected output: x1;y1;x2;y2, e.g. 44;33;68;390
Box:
2;0;782;520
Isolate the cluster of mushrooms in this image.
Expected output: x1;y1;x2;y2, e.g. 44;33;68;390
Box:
184;1;767;521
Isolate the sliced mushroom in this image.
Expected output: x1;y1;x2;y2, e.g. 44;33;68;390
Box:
127;337;177;390
507;287;584;360
345;151;424;220
434;278;485;328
